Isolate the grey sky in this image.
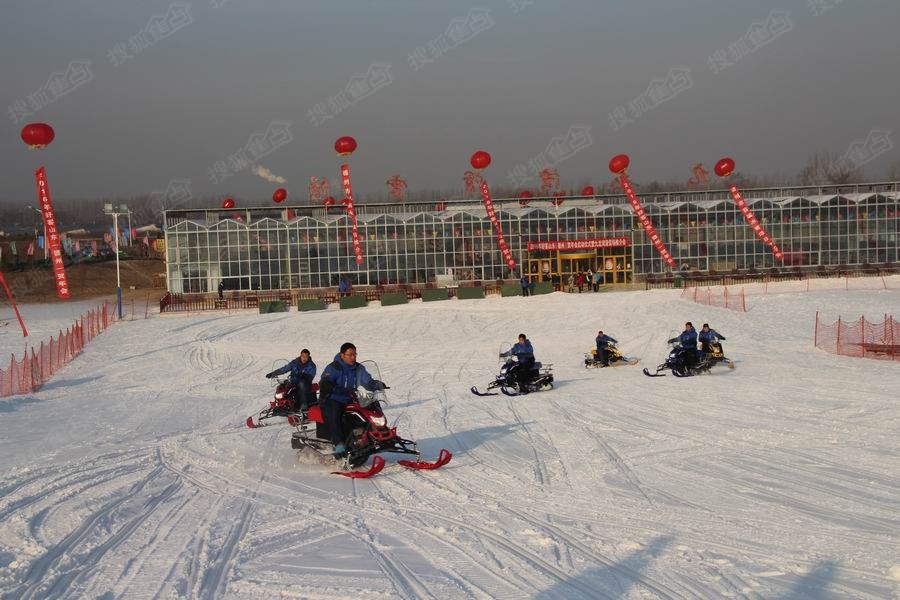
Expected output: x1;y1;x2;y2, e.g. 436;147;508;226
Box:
2;0;898;206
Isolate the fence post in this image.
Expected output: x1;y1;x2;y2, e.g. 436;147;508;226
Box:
741;288;746;312
724;286;729;308
836;316;842;355
861;316;866;358
814;311;819;347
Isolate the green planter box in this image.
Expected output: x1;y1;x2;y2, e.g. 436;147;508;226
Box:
421;288;449;302
380;292;409;306
532;282;554;295
258;300;288;314
339;295;368;309
500;284;523;297
298;298;327;312
457;287;485;300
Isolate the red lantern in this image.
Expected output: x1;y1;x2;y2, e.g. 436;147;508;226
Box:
470;150;491;170
335;136;358;156
518;190;533;207
581;186;595;196
608;154;630;175
221;198;235;209
20;123;55;149
323;196;336;206
714;157;736;178
273;188;287;203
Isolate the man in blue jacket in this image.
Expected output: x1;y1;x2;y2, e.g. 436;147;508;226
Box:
595;330;619;366
501;334;536;386
318;342;385;457
520;274;531;297
668;322;699;369
266;349;317;411
698;323;727;357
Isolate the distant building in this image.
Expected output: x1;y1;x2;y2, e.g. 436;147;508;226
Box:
163;183;900;293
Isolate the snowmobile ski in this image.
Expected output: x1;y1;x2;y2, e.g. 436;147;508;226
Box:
470;386;499;397
398;449;453;470
332;455;386;478
643;367;667;377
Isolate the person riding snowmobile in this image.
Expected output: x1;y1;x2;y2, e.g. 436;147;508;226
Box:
265;349;317;411
500;334;535;386
595;330;619;366
668;322;699;370
318;342;386;458
698;323;727;359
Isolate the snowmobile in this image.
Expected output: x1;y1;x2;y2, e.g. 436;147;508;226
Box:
702;340;735;370
290;361;452;478
584;342;639;368
246;365;319;429
643;342;711;378
471;345;554;396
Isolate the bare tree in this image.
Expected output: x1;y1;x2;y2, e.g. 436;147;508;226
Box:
798;151;864;186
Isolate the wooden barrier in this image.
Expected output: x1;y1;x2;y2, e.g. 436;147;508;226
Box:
457;287;485;300
500;284;522;297
532;282;554;295
298;299;327;312
380;292;409;306
339;295;368;309
421;288;449;302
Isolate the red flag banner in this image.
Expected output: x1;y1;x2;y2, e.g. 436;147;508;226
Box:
35;167;70;299
527;237;630;252
729;185;783;261
617;174;676;268
340;164;365;265
480;180;516;270
0;271;28;337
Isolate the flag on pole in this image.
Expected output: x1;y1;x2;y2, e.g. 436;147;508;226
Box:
26;242;34;256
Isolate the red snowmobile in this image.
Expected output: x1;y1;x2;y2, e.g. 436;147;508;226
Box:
245;376;318;429
289;362;452;478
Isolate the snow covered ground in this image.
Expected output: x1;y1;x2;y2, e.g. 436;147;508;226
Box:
1;281;899;599
0;298;115;358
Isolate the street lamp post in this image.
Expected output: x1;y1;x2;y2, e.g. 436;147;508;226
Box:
26;205;48;260
103;203;131;319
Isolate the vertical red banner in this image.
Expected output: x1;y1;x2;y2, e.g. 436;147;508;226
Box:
340;164;365;265
35;167;70;299
618;174;676;268
480;180;516;270
728;185;784;261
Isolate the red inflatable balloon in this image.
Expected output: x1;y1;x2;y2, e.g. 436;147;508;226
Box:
323;196;336;206
470;150;491;170
221;198;235;209
714;157;736;178
581;186;595;196
273;188;287;203
335;136;358;156
519;190;533;199
21;123;55;149
608;154;630;175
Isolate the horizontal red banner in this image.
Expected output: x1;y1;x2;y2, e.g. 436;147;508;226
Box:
527;237;630;252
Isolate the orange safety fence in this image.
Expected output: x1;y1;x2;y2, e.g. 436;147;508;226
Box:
0;302;113;397
680;285;747;312
814;313;899;361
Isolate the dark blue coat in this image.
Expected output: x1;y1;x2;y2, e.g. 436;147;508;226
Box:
318;354;375;405
596;334;618;351
669;329;698;350
520;276;529;288
698;329;726;344
267;358;316;385
510;340;535;363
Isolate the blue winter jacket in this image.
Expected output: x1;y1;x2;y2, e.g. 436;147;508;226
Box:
669;329;698;350
318;354;375;405
267;357;316;385
698;329;726;344
509;340;535;363
596;334;618;351
520;276;529;288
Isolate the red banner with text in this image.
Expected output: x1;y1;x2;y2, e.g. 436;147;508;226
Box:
480;180;516;270
35;167;70;299
340;164;365;265
618;174;676;268
527;237;630;252
729;185;783;261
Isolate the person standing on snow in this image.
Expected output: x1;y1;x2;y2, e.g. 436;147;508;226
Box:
520;274;531;297
266;349;317;411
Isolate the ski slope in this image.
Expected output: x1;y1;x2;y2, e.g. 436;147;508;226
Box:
1;282;899;599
